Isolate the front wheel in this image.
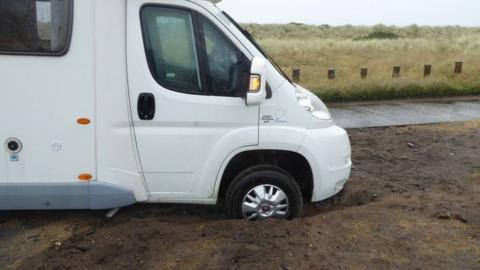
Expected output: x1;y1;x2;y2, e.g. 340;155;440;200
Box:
225;165;303;221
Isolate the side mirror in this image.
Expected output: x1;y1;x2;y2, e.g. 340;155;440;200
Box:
245;56;268;106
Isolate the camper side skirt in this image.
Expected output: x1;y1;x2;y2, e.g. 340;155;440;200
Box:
0;181;136;210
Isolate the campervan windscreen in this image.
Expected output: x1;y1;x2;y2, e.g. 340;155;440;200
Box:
0;0;72;54
221;11;292;84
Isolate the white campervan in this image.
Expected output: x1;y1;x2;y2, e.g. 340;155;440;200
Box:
0;0;351;220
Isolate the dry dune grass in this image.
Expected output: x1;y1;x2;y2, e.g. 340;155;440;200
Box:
244;24;480;101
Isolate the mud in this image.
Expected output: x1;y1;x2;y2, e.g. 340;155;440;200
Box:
1;121;479;270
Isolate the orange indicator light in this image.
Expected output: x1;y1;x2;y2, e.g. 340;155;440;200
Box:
78;174;93;181
77;118;91;125
249;75;261;93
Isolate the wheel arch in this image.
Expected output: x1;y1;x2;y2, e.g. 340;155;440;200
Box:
215;149;314;206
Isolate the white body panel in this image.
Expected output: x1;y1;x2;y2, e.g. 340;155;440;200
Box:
0;0;351;209
126;0;258;203
94;0;148;201
0;0;96;183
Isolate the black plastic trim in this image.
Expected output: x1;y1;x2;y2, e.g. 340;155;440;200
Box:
192;10;209;94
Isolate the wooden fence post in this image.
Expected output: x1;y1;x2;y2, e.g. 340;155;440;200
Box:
292;69;301;83
454;61;463;74
392;66;401;78
360;67;368;79
328;69;336;80
424;65;432;77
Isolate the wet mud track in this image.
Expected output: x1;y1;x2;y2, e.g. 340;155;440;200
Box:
1;121;480;270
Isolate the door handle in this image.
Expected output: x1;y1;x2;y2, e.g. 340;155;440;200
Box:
137;93;155;120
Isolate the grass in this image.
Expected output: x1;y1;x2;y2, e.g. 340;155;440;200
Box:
243;24;480;102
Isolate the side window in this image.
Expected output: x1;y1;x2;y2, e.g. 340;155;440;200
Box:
141;7;250;97
0;0;72;55
199;16;249;97
141;7;203;94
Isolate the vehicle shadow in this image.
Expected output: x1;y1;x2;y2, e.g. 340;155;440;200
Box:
0;184;375;225
0;204;223;227
303;183;381;218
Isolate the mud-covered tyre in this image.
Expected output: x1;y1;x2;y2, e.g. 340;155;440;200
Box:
225;165;303;221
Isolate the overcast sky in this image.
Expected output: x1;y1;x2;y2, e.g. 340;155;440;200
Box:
217;0;480;27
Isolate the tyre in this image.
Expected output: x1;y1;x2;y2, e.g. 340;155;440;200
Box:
225;165;303;221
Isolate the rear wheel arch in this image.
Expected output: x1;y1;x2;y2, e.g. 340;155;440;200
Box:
217;150;314;206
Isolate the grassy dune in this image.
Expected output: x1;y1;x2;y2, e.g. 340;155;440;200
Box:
244;24;480;101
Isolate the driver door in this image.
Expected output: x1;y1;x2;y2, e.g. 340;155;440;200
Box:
127;0;258;201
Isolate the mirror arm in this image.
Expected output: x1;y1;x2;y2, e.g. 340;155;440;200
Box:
266;83;272;99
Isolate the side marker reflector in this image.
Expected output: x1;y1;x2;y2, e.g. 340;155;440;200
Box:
77;118;91;125
79;174;93;181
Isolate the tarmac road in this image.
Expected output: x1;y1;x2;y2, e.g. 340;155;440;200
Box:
329;96;480;128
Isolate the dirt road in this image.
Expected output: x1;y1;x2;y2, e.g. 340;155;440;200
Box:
1;121;479;270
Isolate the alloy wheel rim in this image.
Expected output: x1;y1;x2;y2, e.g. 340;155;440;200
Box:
242;184;289;221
